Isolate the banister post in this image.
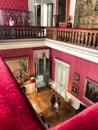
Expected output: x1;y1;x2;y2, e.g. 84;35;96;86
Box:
53;27;57;40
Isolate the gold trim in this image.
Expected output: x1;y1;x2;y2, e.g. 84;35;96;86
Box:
83;78;98;104
71;84;78;95
5;56;30;84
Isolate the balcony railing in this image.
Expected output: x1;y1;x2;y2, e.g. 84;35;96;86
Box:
0;26;46;40
46;27;98;50
0;26;98;50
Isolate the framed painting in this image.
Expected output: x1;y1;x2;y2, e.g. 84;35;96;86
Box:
71;84;78;95
73;73;80;83
58;0;68;24
5;56;30;84
84;78;98;103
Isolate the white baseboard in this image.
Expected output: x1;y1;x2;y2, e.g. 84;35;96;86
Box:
66;92;86;110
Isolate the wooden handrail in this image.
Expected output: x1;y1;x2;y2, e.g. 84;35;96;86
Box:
46;27;98;50
0;26;46;39
0;26;98;50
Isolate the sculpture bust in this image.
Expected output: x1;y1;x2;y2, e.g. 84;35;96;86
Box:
67;17;72;28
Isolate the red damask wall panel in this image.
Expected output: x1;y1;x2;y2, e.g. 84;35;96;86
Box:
0;0;28;11
50;48;98;106
0;0;29;26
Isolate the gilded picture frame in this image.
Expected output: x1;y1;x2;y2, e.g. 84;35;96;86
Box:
73;73;80;83
84;78;98;103
58;0;68;24
5;56;30;84
71;84;78;95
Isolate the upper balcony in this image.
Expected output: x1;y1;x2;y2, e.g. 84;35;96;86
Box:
0;26;98;49
0;26;98;63
0;26;46;40
46;27;98;50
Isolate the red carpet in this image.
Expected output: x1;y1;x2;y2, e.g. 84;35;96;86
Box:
0;56;45;130
0;55;98;130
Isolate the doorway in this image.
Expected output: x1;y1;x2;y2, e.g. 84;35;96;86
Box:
54;58;70;99
35;3;53;26
33;49;50;91
37;5;41;26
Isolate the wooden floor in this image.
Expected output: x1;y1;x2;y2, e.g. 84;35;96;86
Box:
26;87;76;128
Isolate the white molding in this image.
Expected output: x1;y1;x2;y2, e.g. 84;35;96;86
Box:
54;59;70;99
45;39;98;64
0;38;46;50
67;92;86;110
54;58;70;68
0;38;98;64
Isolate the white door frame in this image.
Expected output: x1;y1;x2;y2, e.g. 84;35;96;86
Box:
54;58;70;99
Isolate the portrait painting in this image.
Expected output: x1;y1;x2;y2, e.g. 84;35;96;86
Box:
73;73;80;83
58;0;68;23
71;84;78;95
84;78;98;103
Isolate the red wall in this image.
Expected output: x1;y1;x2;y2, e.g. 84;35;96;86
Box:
50;48;98;106
0;47;98;106
0;48;34;76
0;0;28;11
0;46;49;77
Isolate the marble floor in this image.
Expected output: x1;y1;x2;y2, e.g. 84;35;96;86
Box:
26;87;76;128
